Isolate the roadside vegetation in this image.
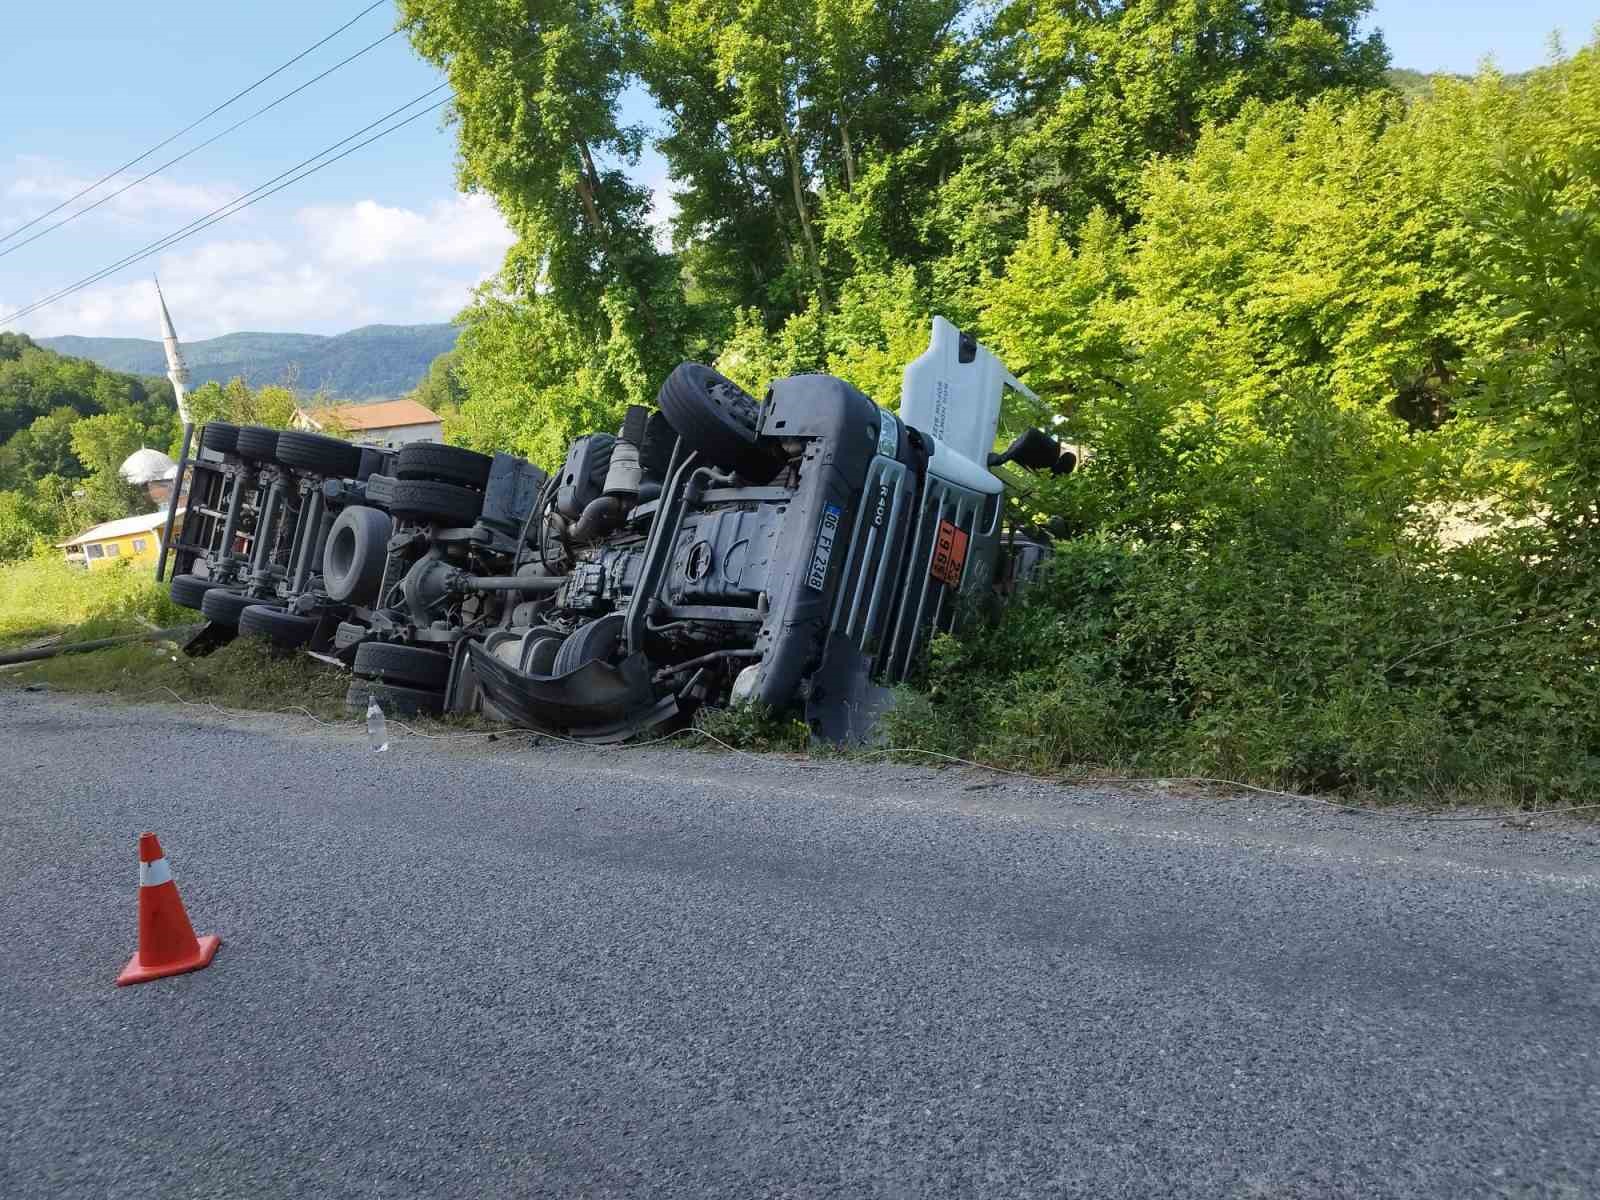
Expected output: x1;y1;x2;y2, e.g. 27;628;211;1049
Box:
395;2;1598;803
0;555;345;715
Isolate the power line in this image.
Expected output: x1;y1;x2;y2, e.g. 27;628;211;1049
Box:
0;29;403;264
0;0;390;249
0;87;451;327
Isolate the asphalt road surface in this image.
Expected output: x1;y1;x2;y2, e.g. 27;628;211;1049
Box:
4;691;1599;1199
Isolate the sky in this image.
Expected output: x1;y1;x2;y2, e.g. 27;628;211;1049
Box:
0;0;1594;342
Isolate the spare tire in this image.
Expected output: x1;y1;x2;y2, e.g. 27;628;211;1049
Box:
395;443;493;490
200;421;240;455
389;479;482;526
202;587;270;628
276;430;361;479
552;612;624;676
323;505;392;603
169;573;218;611
354;641;452;689
656;362;781;483
235;425;280;464
239;604;317;648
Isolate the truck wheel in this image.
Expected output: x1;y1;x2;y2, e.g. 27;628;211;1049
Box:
200;587;263;627
200;421;240;455
389;479;483;526
169;573;218;610
525;633;563;675
395;443;493;490
552;612;623;675
235;425;280;465
323;505;392;603
276;430;361;479
238;604;316;648
354;641;451;689
657;362;781;483
346;679;444;717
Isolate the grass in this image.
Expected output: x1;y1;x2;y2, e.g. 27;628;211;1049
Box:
0;553;349;718
0;555;187;649
4;636;352;719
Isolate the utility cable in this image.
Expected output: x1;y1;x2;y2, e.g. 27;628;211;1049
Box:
0;0;390;247
127;685;1600;825
0;28;403;264
0;86;450;326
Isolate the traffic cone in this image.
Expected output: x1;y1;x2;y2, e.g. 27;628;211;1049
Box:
116;832;221;987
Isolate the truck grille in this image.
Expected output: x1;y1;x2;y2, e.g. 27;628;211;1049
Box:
830;456;996;684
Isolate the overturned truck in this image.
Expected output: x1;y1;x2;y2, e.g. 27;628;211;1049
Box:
165;318;1072;741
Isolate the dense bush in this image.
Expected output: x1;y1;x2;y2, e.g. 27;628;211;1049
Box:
881;50;1600;801
393;9;1600;798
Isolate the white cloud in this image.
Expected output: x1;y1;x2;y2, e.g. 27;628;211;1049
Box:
5;191;515;340
298;193;514;269
4;155;235;226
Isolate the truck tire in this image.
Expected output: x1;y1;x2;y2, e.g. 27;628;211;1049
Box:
202;587;268;628
395;443;492;490
323;505;391;603
389;479;482;526
525;633;563;675
235;425;280;465
200;421;240;455
657;362;781;483
276;430;361;479
238;603;316;648
552;612;623;675
354;641;451;689
346;679;444;717
169;573;218;611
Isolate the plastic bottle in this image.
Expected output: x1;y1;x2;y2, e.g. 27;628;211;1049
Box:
366;697;388;753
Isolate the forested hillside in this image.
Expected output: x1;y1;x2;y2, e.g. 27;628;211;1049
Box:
400;0;1599;801
40;323;460;399
0;333;178;559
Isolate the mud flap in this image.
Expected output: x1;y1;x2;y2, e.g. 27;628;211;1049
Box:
467;641;658;731
804;632;897;745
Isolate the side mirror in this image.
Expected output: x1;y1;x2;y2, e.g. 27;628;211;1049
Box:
988;427;1062;472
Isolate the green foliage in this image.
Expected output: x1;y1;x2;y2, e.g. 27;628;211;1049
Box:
0;554;184;649
983;0;1390;224
695;702;812;754
184;378;299;430
0;341;179;561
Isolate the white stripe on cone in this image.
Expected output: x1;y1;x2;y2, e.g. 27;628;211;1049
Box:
139;857;173;887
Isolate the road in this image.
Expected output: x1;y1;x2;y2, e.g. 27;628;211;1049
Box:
3;691;1598;1198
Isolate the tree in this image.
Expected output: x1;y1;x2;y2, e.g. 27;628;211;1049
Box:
983;0;1390;224
410;349;468;416
184;378;299;429
399;0;672;338
69;412;146;479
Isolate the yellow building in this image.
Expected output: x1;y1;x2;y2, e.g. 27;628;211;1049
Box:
57;508;183;571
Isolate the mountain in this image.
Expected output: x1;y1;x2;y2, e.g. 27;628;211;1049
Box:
40;323;460;400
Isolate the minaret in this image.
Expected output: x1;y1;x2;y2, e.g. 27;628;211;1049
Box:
154;276;191;425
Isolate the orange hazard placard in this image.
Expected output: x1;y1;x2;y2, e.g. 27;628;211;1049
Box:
930;519;969;587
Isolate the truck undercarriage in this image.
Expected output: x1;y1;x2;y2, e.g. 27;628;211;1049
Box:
164;317;1071;741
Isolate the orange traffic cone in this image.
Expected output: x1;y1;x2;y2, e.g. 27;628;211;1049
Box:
116;832;221;987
